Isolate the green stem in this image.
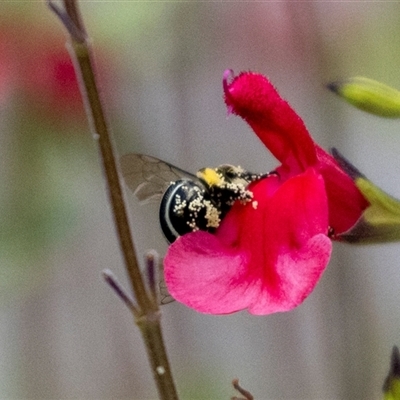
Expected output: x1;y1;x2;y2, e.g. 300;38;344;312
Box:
49;1;179;399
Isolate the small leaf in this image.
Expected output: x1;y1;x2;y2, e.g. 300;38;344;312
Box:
328;77;400;117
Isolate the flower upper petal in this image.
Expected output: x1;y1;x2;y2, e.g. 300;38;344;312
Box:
164;168;332;315
224;70;317;172
223;70;369;235
315;145;369;233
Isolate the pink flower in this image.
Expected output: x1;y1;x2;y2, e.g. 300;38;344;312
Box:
164;71;368;315
0;21;112;125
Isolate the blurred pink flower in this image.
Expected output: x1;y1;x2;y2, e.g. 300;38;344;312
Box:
22;38;83;119
164;71;368;315
0;33;14;105
0;21;111;123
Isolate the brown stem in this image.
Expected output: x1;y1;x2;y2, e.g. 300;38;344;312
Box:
70;37;151;310
138;314;179;399
64;0;86;36
232;379;254;400
48;1;179;399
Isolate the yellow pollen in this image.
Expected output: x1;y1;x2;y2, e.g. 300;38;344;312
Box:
197;168;222;187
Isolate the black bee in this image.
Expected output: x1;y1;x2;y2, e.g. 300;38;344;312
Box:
120;153;272;304
120;154;265;243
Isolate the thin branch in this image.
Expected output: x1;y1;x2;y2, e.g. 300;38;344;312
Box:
47;0;85;42
102;269;139;317
144;250;159;304
64;0;86;37
232;379;254;400
48;1;179;399
49;0;151;312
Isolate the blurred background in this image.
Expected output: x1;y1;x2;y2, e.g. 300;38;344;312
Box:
1;2;400;399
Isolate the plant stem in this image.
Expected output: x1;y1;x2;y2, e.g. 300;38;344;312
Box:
49;1;179;399
72;38;151;309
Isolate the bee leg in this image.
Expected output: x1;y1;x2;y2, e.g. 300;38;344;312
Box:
328;226;335;238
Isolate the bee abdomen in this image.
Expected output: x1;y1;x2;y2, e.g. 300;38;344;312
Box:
159;179;221;243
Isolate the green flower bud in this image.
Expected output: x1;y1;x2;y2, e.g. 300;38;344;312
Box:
328;77;400;118
332;149;400;243
383;346;400;400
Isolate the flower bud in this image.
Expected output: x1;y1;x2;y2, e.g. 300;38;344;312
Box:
328;77;400;117
383;346;400;400
332;149;400;243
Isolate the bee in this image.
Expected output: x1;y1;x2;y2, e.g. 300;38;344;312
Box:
120;154;265;243
120;153;271;304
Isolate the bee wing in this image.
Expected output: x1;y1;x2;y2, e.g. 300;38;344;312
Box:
152;257;175;305
159;275;175;305
120;153;196;204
